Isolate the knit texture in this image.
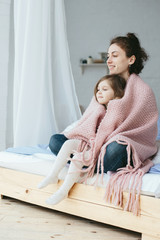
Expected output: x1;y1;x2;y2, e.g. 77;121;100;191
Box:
64;73;158;215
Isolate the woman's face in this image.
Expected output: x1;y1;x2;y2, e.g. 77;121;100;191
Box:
107;43;131;80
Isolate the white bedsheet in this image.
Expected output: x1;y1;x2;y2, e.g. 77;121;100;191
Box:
0;146;160;198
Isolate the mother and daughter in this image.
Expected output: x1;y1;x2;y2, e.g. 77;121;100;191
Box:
38;33;158;214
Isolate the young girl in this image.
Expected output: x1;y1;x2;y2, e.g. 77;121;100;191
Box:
38;74;126;205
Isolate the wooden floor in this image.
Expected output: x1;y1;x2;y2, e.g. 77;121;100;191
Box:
0;196;141;240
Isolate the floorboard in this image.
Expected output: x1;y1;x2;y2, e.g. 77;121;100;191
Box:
0;196;141;240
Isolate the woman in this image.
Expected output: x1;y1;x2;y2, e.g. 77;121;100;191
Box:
47;33;158;214
50;32;158;173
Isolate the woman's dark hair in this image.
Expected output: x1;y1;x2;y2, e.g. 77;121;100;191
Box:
94;74;126;100
110;33;148;74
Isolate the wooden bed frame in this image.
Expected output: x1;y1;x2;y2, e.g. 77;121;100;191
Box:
0;166;160;240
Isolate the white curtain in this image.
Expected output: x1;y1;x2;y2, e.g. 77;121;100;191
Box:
13;0;81;147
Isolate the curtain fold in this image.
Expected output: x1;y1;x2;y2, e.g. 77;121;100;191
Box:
13;0;81;147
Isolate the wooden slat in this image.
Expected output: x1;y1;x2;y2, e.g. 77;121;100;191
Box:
0;167;160;239
1;167;159;219
142;234;160;240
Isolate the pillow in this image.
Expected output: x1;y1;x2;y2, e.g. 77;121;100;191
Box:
152;142;160;164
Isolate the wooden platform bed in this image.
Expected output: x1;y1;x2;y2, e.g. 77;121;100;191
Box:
0;166;160;240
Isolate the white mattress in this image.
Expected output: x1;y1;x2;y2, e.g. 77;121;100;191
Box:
0;144;160;198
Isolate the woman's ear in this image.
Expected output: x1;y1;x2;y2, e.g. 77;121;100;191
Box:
129;55;136;65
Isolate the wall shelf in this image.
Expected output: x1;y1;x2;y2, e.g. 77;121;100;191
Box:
80;63;108;74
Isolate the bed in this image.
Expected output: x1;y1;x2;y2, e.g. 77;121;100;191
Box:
0;140;160;240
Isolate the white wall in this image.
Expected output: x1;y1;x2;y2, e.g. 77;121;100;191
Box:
64;0;160;111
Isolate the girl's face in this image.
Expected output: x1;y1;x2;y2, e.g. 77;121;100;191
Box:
96;80;115;106
107;43;133;80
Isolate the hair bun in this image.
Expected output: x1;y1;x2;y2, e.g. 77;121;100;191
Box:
127;32;136;39
127;33;139;43
127;33;141;50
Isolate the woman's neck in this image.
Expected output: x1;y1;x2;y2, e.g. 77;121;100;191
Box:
121;72;130;81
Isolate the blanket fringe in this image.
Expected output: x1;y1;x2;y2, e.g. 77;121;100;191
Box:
105;168;144;215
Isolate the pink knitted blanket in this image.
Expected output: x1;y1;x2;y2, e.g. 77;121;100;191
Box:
65;73;158;215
